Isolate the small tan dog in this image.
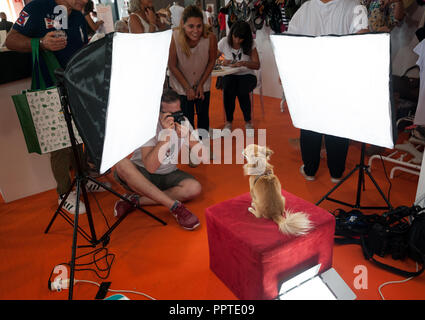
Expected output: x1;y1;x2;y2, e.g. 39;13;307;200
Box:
242;144;313;236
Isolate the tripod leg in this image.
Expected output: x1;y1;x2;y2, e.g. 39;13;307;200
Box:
364;168;393;209
45;179;76;234
86;175;167;226
317;143;392;210
316;165;359;205
68;179;81;300
354;163;364;208
78;178;98;244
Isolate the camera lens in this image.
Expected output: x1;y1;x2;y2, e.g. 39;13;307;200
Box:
54;30;67;39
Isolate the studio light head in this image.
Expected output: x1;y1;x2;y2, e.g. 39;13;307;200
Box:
270;33;395;149
62;30;173;174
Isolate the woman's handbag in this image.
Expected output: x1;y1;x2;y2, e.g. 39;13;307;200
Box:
215;76;223;90
392;66;420;102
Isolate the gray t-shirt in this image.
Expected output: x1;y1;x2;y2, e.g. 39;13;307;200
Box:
130;119;192;174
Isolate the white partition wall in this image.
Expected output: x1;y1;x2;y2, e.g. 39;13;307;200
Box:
0;78;56;202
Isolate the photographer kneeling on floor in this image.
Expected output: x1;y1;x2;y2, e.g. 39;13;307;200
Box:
113;88;209;231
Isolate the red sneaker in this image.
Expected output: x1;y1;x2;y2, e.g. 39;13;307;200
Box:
114;194;139;219
171;202;200;231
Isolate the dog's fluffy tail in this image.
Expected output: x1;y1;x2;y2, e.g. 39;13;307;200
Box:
274;210;313;236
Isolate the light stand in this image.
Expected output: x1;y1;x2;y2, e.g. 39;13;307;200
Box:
270;33;396;211
45;70;167;300
316;143;393;211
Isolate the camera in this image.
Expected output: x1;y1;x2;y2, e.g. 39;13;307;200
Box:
167;111;185;124
54;30;67;39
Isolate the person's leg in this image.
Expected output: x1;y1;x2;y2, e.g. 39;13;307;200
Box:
135;169;200;205
324;134;349;179
138;179;202;205
179;94;196;129
114;158;175;209
75;144;89;172
194;91;210;133
68;144;110;192
192;92;214;159
300;129;323;177
51;146;89;214
114;160;200;230
50;147;73;196
236;74;257;123
222;75;237;123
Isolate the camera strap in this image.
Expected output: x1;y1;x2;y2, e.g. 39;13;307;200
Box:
360;235;425;278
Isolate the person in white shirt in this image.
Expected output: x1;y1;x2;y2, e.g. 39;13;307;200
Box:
288;0;369;36
217;20;260;136
288;0;369;183
205;6;214;26
170;1;185;28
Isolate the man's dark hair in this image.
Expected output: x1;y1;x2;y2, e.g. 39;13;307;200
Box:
228;20;253;56
161;88;180;105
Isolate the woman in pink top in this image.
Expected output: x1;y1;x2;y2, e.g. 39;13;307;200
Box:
168;5;217;136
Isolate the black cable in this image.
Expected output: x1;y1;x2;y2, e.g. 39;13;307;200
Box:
49;247;115;285
90;191;111;230
72;247;115;279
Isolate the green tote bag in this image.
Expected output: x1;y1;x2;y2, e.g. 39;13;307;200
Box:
12;38;82;154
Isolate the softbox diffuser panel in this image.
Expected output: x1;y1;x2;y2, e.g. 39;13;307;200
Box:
102;30;172;174
64;30;172;173
270;33;394;149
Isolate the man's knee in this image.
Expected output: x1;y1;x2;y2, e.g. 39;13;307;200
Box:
115;159;136;185
181;179;202;201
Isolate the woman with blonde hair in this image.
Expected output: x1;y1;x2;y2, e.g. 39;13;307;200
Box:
168;5;217;137
128;0;166;33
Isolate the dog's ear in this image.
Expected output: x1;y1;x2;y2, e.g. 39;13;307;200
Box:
266;147;273;159
243;144;253;157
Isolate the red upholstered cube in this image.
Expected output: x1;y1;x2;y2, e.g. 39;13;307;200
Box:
205;190;335;300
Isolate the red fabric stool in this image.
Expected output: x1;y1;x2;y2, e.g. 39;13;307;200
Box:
205;190;335;300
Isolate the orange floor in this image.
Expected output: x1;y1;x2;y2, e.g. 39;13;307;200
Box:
0;81;423;300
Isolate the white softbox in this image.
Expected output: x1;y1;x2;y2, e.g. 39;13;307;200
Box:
64;30;172;174
270;33;394;149
102;31;172;173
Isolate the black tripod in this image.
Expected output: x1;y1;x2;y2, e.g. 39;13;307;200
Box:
44;71;167;300
316;143;393;211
